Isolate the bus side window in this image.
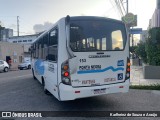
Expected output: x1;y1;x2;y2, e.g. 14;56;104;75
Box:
43;33;49;60
38;38;43;59
49;29;58;45
48;28;58;62
35;43;39;58
111;30;123;50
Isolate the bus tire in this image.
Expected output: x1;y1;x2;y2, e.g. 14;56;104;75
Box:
32;69;36;80
42;78;50;95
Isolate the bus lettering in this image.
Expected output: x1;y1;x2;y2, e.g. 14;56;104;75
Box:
91;65;101;70
79;65;101;71
79;65;90;70
82;80;95;84
79;59;86;63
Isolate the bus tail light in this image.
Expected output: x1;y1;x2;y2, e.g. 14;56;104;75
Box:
63;65;69;71
125;58;130;81
61;60;71;85
63;71;69;77
75;91;80;93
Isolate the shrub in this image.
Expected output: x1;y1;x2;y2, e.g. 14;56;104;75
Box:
135;27;160;66
135;41;147;63
145;28;160;66
130;84;160;90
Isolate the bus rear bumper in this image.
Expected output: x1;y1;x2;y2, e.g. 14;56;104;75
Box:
59;80;130;101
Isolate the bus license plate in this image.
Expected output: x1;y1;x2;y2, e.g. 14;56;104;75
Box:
93;88;106;94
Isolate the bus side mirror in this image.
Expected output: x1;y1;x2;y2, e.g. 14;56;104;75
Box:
65;15;70;25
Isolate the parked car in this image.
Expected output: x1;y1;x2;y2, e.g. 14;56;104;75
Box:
18;62;31;70
0;60;9;72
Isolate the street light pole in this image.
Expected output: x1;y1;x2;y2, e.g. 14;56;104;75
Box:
126;0;128;14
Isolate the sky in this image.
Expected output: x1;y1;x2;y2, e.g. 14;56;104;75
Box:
0;0;156;36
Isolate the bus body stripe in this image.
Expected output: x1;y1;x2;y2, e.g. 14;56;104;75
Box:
77;66;124;74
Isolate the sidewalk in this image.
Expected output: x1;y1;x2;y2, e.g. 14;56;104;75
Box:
130;65;160;85
9;67;19;71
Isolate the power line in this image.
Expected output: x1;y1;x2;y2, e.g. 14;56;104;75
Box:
109;0;127;18
120;0;126;13
109;0;122;18
115;0;124;16
114;0;125;17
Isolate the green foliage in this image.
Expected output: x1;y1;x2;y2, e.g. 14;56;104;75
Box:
135;27;160;66
135;41;147;63
130;46;137;53
145;28;160;66
130;84;160;90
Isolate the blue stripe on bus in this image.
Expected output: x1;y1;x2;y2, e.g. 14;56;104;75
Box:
77;66;124;74
35;59;44;75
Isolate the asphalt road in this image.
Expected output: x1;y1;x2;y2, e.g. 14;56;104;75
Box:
0;70;160;120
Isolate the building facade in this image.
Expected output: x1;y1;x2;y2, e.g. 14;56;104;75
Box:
7;34;39;60
0;28;13;42
140;30;148;42
7;34;38;44
0;42;24;69
148;0;160;29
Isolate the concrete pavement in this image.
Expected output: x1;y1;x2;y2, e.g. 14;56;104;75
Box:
130;65;160;85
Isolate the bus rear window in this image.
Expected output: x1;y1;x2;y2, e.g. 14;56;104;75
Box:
70;20;126;52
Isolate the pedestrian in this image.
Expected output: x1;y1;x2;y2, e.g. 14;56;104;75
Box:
8;59;12;68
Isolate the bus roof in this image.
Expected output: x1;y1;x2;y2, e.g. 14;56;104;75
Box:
69;16;124;24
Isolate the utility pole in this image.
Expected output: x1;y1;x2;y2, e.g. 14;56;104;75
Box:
125;0;131;46
17;16;19;36
126;0;128;14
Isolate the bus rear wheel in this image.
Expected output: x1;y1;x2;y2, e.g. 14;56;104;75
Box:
42;78;50;95
32;69;36;80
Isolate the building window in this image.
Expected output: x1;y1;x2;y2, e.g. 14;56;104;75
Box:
13;41;17;43
23;40;27;42
28;40;32;42
43;34;48;60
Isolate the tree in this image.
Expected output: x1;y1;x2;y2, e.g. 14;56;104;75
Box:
135;41;147;63
145;28;160;66
134;27;160;66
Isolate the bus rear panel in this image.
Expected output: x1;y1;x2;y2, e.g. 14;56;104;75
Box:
59;16;130;101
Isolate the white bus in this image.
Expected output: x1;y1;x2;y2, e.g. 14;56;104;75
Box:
31;16;130;101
